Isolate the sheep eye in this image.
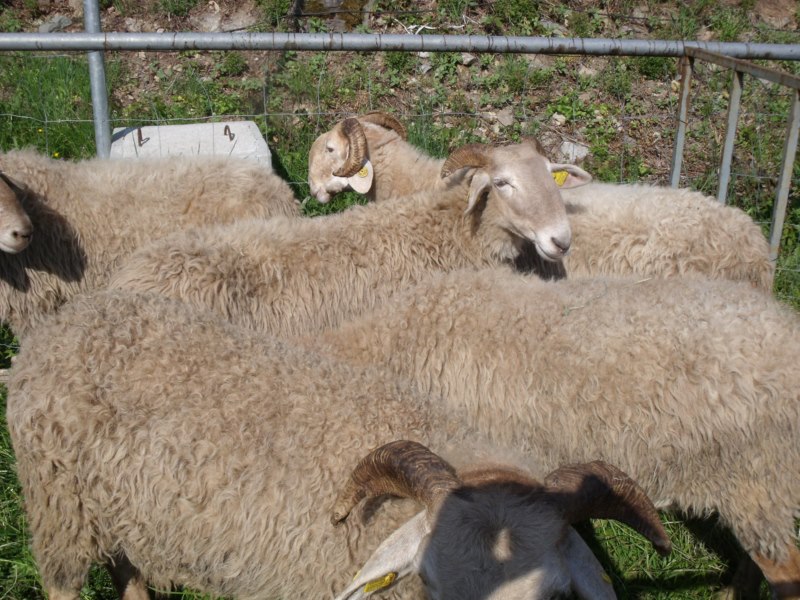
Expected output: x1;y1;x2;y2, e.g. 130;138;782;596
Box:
494;178;509;188
326;145;335;153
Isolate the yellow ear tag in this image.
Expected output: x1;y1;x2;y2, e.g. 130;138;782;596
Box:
552;170;569;186
357;166;369;178
363;572;397;594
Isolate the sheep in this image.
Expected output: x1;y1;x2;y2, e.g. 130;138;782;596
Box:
306;268;800;598
5;289;670;600
308;113;773;291
560;182;774;291
0;173;33;253
307;111;593;204
108;138;573;338
0;148;301;338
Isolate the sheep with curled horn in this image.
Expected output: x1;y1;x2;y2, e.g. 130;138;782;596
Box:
0;148;301;339
306;268;800;597
109;138;573;339
307;111;591;204
6;289;670;600
333;440;671;600
309;112;772;292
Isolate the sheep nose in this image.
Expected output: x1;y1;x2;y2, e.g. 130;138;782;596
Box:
551;235;570;255
13;228;32;241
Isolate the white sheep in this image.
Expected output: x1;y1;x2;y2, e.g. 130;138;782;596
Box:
307;111;592;203
108;139;574;338
560;182;774;291
0;148;300;338
0;173;33;253
308;113;773;291
6;289;669;600
307;268;800;598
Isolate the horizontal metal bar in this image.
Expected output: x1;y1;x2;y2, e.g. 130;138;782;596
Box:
0;32;799;59
686;47;800;89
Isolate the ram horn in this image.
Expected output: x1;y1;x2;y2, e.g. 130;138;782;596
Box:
441;143;491;178
359;111;407;140
544;460;672;556
331;440;460;525
333;117;368;178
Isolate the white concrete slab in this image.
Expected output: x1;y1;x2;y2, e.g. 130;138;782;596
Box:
110;121;272;168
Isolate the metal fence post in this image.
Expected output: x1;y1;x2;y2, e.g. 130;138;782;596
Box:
670;55;693;187
769;87;800;266
717;70;744;204
84;0;111;158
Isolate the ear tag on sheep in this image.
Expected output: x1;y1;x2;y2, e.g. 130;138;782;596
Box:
362;572;396;594
347;160;374;194
552;170;569;186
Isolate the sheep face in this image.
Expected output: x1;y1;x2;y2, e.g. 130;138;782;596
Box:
0;173;33;253
308;117;373;203
333;442;670;600
308;113;406;203
444;141;580;262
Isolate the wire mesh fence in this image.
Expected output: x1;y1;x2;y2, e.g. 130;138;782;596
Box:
1;45;797;308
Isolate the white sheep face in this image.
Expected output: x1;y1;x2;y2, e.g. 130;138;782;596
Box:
467;143;574;261
308;129;350;203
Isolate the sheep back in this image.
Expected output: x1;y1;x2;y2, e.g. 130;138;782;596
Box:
6;289;470;598
0;149;300;337
562;183;774;291
311;269;800;564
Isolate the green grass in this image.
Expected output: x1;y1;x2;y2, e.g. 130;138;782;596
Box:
0;1;798;597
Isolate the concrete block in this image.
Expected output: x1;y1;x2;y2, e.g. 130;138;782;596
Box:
110;121;272;168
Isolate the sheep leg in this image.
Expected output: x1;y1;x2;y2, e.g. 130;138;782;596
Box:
751;543;800;599
105;554;150;600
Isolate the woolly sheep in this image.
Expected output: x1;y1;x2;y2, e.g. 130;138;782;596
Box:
108;139;573;338
307;111;592;204
560;182;774;291
0;148;300;338
6;290;669;600
307;268;800;597
0;173;33;253
308;113;773;291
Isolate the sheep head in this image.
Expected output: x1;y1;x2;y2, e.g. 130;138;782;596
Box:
333;440;670;600
441;139;591;261
0;172;33;253
307;112;405;203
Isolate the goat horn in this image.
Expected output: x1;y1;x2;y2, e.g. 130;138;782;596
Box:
544;461;672;556
333;117;368;178
441;143;490;178
359;111;407;140
331;440;460;525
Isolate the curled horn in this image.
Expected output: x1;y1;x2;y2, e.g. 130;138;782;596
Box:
332;440;461;525
359;111;407;140
441;143;491;179
333;117;368;178
544;461;672;556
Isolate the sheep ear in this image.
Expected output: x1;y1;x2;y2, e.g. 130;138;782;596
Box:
562;528;617;600
466;171;492;214
346;159;374;194
548;163;592;189
334;511;429;600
